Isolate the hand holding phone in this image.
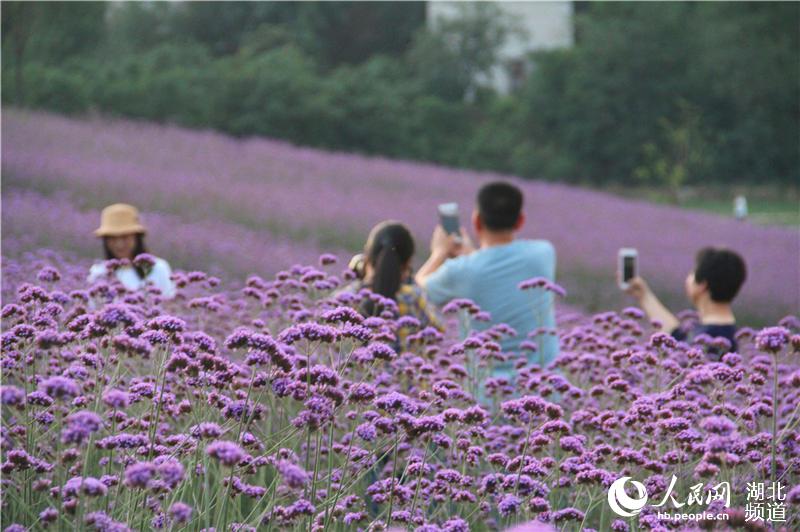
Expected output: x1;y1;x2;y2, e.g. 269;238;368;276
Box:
618;248;638;290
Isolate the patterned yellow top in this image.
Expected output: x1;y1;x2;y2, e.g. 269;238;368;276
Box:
395;282;442;332
336;279;443;337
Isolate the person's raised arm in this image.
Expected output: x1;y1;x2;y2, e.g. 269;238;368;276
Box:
415;225;470;288
625;276;679;333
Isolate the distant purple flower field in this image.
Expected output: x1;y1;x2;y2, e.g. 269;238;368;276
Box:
2;108;797;323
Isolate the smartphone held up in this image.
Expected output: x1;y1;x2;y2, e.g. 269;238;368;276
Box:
618;248;638;290
438;203;460;234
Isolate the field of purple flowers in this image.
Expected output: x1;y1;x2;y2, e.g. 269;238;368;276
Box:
2;108;800;530
1;250;800;531
2;108;798;325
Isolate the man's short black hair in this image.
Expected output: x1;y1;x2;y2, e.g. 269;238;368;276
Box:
694;247;747;303
477;181;523;231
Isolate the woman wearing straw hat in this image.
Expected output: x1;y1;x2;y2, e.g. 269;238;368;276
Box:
87;203;176;299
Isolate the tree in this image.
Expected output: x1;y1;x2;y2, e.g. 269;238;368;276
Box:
2;2;42;103
2;1;106;103
127;2;425;65
167;2;293;56
519;2;798;185
523;2;698;184
688;2;799;184
25;1;106;62
407;3;514;101
296;2;426;67
634;99;711;201
105;2;178;55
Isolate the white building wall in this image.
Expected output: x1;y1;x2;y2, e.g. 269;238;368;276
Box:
427;1;574;94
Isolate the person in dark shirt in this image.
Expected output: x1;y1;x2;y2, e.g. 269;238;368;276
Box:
625;247;747;356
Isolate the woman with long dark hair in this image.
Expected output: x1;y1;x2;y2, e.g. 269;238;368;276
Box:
87;203;176;298
346;221;439;328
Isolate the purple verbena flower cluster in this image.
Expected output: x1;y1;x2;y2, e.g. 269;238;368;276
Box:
1;249;798;530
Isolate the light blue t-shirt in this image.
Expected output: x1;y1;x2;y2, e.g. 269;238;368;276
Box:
424;240;559;369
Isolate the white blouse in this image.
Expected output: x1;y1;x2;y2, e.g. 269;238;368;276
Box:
87;257;176;299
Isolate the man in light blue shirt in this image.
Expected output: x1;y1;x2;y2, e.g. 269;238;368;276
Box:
415;181;559;375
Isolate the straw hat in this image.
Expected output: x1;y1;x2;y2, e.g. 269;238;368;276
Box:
94;203;147;237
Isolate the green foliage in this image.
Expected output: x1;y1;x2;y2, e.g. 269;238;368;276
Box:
1;2;40;61
211;45;335;143
27;1;106;61
519;2;798;185
87;43;215;125
238;24;296;57
460;97;521;172
688;2;800;183
295;1;426;68
405;95;474;165
102;2;425;66
17;62;90;114
634;100;712;197
104;3;177;55
407;2;513;102
167;2;295;56
521;3;698;184
324;56;417;154
0;1;105;64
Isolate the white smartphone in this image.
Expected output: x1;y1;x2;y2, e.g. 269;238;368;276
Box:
618;248;638;290
437;203;460;235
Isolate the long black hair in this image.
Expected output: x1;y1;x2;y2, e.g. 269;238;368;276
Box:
362;221;414;314
103;233;148;279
